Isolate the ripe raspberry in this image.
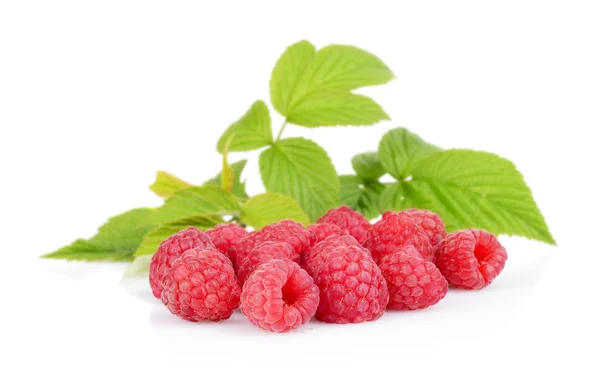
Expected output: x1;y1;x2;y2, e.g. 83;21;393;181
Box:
436;229;508;290
236;241;296;284
303;234;370;276
312;245;388;324
149;227;216;298
161;248;240;321
308;223;344;243
317;206;372;245
364;211;434;263
379;246;448;310
241;259;319;332
230;220;315;270
406;209;447;254
205;223;248;257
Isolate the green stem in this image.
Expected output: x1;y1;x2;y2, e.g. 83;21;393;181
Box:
275;119;288;142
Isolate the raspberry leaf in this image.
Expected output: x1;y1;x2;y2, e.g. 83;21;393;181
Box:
42;208;155;261
340;175;362;208
380;150;555;244
241;193;310;229
135;215;223;257
149;186;241;224
339;175;385;220
203;160;248;199
259;137;339;222
270;41;393;127
216;101;273;153
149;171;191;199
378;128;441;180
352;152;386;181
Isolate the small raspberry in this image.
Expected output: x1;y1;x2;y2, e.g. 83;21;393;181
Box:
241;259;319;332
364;211;433;263
161;248;240;321
308;223;344;243
205;223;248;257
149;227;216;298
436;229;508;290
312;245;388;324
379;247;448;310
236;241;296;284
303;234;370;276
406;209;447;254
317;206;372;245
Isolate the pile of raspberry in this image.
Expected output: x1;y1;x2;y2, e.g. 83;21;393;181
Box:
149;206;508;332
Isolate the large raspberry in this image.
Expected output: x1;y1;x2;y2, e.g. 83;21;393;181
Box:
308;223;344;243
161;248;240;321
230;220;315;271
317;206;372;245
205;223;248;257
149;227;216;298
436;229;508;290
406;209;447;255
364;211;433;263
241;259;319;332
379;246;448;310
312;245;388;324
236;241;296;284
303;234;370;276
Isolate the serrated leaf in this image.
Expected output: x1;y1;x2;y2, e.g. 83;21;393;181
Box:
135;215;223;257
378;128;441;180
149;186;240;224
340;175;362;208
204;160;248;199
339;175;385;220
42;208;155;261
216;101;273;153
270;41;393;127
149;171;191;199
379;150;555;244
122;255;153;278
259;137;339;221
352;152;385;181
241;193;309;229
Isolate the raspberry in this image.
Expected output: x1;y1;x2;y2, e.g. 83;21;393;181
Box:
312;245;388;324
149;227;216;298
161;248;241;321
241;259;319;332
364;211;434;263
379;246;448;310
205;223;248;257
436;229;508;290
236;241;296;284
303;234;370;276
406;209;447;255
230;220;315;271
308;223;344;243
317;206;372;245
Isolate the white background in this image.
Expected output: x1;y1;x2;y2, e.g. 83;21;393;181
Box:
1;1;599;372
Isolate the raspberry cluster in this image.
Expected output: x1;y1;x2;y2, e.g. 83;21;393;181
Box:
148;206;508;332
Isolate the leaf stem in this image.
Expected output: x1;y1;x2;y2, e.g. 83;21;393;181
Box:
275;119;288;142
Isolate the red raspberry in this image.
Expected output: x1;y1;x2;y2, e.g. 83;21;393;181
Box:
317;206;372;245
406;209;447;255
205;223;248;257
313;245;388;324
230;220;315;270
379;246;448;310
149;227;216;298
308;223;344;243
236;241;296;284
161;248;241;321
241;259;319;332
303;234;370;276
364;211;434;263
436;229;508;290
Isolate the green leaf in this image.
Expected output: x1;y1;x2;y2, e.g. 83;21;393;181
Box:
216;100;273;153
42;208;155;261
241;193;310;229
339;175;385;220
379;150;555;244
270;41;393;127
135;215;223;257
203;160;248;199
352;152;385;181
149;186;240;224
378;128;441;180
220;132;236;192
149;171;191;199
122;255;153;278
259;137;339;222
